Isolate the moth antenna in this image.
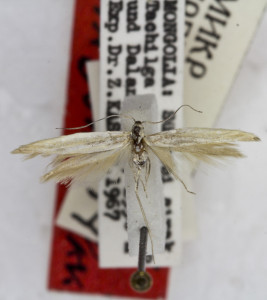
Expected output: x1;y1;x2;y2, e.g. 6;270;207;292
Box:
56;114;135;130
143;104;202;125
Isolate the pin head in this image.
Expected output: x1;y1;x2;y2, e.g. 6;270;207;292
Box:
130;271;152;293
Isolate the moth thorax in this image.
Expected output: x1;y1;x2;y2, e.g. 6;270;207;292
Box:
131;121;144;144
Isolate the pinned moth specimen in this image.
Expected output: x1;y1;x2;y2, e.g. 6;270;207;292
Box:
12;105;260;259
12;105;260;187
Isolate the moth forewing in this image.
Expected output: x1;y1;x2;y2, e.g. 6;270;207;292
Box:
12;131;132;185
12;131;131;156
145;128;259;147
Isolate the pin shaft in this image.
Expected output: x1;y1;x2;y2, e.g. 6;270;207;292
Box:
130;226;152;292
138;226;148;272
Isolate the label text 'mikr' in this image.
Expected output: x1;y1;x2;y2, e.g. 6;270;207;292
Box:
186;0;238;79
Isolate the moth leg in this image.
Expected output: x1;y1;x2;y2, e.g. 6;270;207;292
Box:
135;168;141;191
135;167;148;199
129;158;139;185
130;165;147;199
148;147;195;194
173;171;194;194
145;155;151;184
139;177;148;199
166;164;195;195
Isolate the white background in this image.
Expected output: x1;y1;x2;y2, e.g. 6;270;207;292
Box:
0;1;266;299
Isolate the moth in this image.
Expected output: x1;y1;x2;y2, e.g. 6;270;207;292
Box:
12;105;260;190
12;105;260;259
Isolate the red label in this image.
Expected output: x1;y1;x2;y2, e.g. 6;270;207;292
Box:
48;0;169;298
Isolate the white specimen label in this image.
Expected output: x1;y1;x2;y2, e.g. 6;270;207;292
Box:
98;0;185;267
184;0;267;127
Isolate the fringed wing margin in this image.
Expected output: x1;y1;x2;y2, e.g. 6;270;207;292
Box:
145;128;260;163
145;128;260;193
12;131;131;184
